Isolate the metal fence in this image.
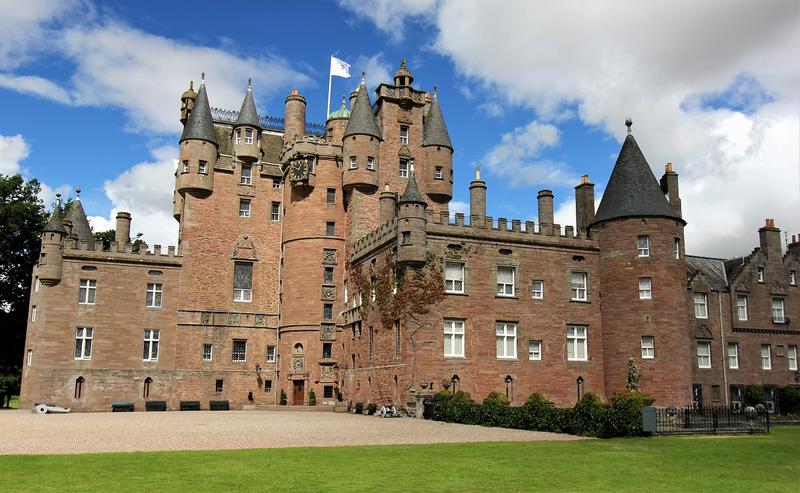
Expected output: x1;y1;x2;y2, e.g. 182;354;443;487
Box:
210;107;326;136
643;405;770;435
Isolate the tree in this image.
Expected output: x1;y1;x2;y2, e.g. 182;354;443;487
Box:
0;174;47;371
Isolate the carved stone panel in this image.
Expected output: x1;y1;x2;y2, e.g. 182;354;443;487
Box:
231;235;259;261
323;248;337;265
255;314;266;327
321;285;336;301
292;356;305;373
200;312;212;325
320;365;335;383
228;313;240;326
320;323;335;341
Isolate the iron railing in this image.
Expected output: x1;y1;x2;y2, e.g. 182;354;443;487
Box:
645;405;769;435
209;107;326;136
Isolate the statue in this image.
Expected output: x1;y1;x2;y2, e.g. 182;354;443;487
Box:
625;357;640;391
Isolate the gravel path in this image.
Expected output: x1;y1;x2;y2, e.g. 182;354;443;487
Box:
0;409;583;455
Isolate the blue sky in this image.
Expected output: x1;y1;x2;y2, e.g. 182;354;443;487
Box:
0;0;797;258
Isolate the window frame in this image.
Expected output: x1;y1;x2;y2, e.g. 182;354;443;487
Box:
444;261;465;294
240;164;252;185
674;238;681;259
443;319;465;358
244;128;254;144
641;336;655;359
146;283;163;308
399;159;409;178
349;156;358;169
570;272;588;301
790;270;797;286
434;166;443;180
142;329;160;361
531;280;544;299
326;222;336;237
238;198;251;217
202;344;213;362
198;160;207;174
496;322;517;359
566;325;588;361
694;293;708;319
400;125;409;145
326;188;336;205
266;345;276;363
496;266;515;297
789;345;798;371
637;235;650;257
727;342;739;369
233;261;253;302
761;344;771;370
697;341;711;368
771;298;785;323
366;156;375;170
639;277;652;299
232;339;247;363
78;279;97;305
757;267;764;283
74;327;93;360
271;201;280;222
182;160;189;174
736;295;748;321
528;340;542;361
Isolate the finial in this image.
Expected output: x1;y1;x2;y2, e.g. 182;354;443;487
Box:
360;71;366;84
55;192;62;206
433;84;438;97
384;182;391;192
75;187;81;199
341;95;346;108
474;165;481;181
201;72;206;84
247;78;252;90
189;80;193;90
400;57;407;69
625;117;632;135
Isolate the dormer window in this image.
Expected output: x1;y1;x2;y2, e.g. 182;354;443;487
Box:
235;129;241;144
245;128;254;144
400;126;409;145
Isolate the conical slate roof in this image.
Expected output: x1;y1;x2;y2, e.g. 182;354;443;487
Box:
180;82;218;146
43;209;66;234
399;172;426;205
234;81;260;128
344;79;381;140
591;133;683;226
423;93;452;149
65;199;94;242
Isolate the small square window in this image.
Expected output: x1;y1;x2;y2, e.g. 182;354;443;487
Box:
401;231;411;244
528;340;542;360
232;339;247;362
350;156;358;169
323;385;333;398
641;336;654;359
239;199;251;217
399;159;409;178
434;166;443;180
272;178;281;189
367;157;375;170
266;345;276;363
637;235;650;257
271;202;280;221
639;277;652;299
531;280;544;299
198;160;207;174
202;344;212;362
327;188;336;204
326;222;336;236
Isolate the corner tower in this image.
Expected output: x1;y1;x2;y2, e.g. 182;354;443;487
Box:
590;120;690;405
421;87;453;208
176;76;218;198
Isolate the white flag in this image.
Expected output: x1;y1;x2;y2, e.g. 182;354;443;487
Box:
330;56;351;79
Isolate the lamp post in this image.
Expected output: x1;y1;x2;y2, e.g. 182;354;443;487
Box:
576;376;584;401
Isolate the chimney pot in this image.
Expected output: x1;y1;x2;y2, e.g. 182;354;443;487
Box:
581;175;589;184
666;162;673;173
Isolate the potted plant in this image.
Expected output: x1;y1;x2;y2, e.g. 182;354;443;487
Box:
308;390;316;406
279;389;287;405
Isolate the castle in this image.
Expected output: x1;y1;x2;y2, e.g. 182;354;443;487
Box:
20;61;800;412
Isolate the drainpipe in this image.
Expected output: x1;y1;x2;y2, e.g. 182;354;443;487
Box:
719;292;728;405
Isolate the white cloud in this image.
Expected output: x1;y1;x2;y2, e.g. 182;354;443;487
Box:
0;73;72;104
0;134;30;175
478;101;504;118
337;0;438;42
0;0;83;69
352;53;393;93
449;201;469;215
38;182;73;209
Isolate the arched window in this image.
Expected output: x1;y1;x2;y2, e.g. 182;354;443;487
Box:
143;377;153;399
504;375;513;402
294;343;303;354
74;376;85;399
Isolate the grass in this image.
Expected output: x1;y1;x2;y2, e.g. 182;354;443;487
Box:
0;428;797;492
9;395;18;409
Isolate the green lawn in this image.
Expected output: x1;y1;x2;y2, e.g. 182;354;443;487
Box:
1;428;797;492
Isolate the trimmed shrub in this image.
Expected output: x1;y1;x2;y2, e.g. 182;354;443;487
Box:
744;385;767;406
518;394;562;433
778;386;800;415
480;392;513;428
571;393;608;437
606;391;655;437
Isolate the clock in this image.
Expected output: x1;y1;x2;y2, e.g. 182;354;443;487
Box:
290;159;308;181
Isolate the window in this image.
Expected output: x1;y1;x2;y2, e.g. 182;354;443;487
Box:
327;188;336;204
772;298;785;323
143;377;152;399
531;280;544;299
232;339;247;362
74;328;92;360
496;322;517;359
143;329;159;361
789;345;798;371
399;159;409;177
146;283;163;308
264;380;273;393
400;125;409;144
241;164;252;185
761;344;771;370
567;325;588;361
245;128;254;144
368;326;375;361
27;349;32;366
570;272;587;301
323;385;333;398
727;343;739;369
674;238;681;259
323;303;333;320
370;278;376;302
349;156;358;169
239;199;251;217
235;129;241;144
528;340;542;360
496;266;515;297
445;262;464;293
233;262;253;302
434;166;443;180
736;295;748;321
198;160;207;174
443;320;464;357
757;267;764;283
791;270;797;286
401;231;411;244
215;379;224;392
79;279;96;304
344;280;348;304
271;202;280;221
34;276;39;292
367;157;375;170
639;277;652;299
31;305;36;322
182;160;189;173
637;235;650;257
641;336;654;359
272;178;281;189
202;344;212;362
694;293;708;319
321;342;332;359
75;376;85;399
326;222;336;236
697;341;711;368
395;321;401;359
324;267;334;283
266;345;276;363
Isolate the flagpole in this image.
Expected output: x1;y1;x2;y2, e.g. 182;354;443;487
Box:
326;65;333;121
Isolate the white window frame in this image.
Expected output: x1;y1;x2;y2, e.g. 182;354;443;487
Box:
74;327;92;360
790;270;797;286
241;164;252;185
567;325;588;361
444;319;465;358
143;329;160;361
239;199;251;218
202;344;212;362
639;277;652;299
232;339;247;362
266;345;276;363
528;340;542;361
434;166;443;180
31;305;36;322
79;279;96;305
736;295;748;321
531;280;544;299
694;293;708;319
244;128;254;144
496;322;517;359
400;125;409;145
271;202;280;222
233;262;253;302
641;336;654;359
198;160;207;174
771;298;785;323
366;157;374;170
570;272;587;301
727;342;739;369
674;238;680;259
757;267;764;283
761;344;771;370
789;345;798;371
349;156;358;169
637;235;650;257
445;262;465;294
182;160;189;173
697;341;711;368
27;349;32;366
235;129;241;144
146;283;163;308
399;159;409;178
496;266;515;297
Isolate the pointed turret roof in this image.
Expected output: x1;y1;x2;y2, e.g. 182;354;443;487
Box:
234;79;261;128
180;80;218;146
591;124;683;226
344;74;382;140
423;89;452;149
399;172;426;205
43;208;66;234
65;197;94;242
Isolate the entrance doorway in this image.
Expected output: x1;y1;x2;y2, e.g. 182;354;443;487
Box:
292;380;305;405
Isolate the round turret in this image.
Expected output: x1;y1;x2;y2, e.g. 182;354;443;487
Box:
180;81;196;125
39;209;66;286
232;79;262;162
343;74;381;192
397;174;427;267
422;89;453;204
393;58;414;87
379;183;397;224
176;79;218;198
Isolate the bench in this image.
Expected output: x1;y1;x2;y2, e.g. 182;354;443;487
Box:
209;400;230;411
112;401;135;412
179;400;201;411
145;400;167;411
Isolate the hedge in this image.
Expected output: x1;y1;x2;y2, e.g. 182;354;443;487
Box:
432;390;655;438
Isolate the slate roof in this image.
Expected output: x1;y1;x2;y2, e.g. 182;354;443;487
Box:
344;82;381;139
399;173;426;205
234;84;261;128
43;209;66;234
591;134;683;226
686;255;728;290
423;94;452;149
180;83;218;146
724;257;746;283
65;199;94;242
261;133;284;164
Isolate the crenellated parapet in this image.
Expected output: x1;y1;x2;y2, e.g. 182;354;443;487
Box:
426;211;595;245
350;218;398;263
63;240;182;266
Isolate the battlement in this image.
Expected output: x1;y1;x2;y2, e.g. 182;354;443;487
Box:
63;239;182;266
350;218;398;262
280;135;340;163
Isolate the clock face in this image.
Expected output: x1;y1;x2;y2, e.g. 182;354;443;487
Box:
290;160;307;181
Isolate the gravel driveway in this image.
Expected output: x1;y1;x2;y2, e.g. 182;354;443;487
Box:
0;410;583;455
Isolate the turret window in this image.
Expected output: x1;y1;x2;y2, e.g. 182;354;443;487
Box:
399;159;409;177
241;164;252;185
400;126;409;144
401;231;411;244
182;160;189;174
637;235;650;257
674;238;681;259
78;279;97;305
367;157;375;170
239;199;251;217
326;222;336;236
245;128;254;144
434;166;443;180
235;129;241;144
638;277;652;299
198;160;207;174
233;262;253;302
350;156;358;169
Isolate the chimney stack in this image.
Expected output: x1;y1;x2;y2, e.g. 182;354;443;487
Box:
115;212;132;244
538;190;554;235
379;183;397;224
758;218;781;259
660;162;682;217
575;175;595;235
283;89;306;144
469;166;487;224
